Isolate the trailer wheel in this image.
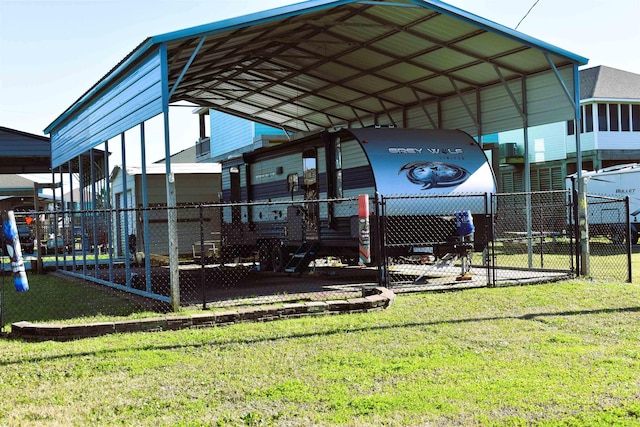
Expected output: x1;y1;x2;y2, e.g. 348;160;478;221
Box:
345;256;359;266
271;244;286;272
258;243;273;271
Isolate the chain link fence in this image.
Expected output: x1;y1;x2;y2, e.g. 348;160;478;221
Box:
0;191;633;331
490;191;575;286
381;193;491;291
582;194;633;283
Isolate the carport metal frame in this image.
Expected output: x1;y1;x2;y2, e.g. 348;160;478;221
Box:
44;0;589;310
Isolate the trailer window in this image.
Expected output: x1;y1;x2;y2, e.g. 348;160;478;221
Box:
303;150;317;186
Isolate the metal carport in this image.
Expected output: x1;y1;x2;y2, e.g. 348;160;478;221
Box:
44;0;588;309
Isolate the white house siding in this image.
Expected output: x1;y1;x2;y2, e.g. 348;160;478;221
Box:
565;132;596;155
503;115;639;161
593;131;640;150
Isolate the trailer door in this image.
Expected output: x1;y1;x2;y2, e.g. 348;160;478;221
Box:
303;148;319;239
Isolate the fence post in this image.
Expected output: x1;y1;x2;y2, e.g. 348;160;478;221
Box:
626;196;632;283
373;193;384;287
200;204;207;309
358;194;371;265
485;193;494;287
577;178;590;276
379;194;389;288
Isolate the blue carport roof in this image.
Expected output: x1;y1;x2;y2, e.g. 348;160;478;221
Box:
45;0;588;167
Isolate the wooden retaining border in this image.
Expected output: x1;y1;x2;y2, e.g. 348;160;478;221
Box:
10;286;395;342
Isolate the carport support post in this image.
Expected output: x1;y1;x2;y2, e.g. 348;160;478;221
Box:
522;124;534;269
140;123;152;293
161;43;180;311
33;183;42;274
164;136;179;311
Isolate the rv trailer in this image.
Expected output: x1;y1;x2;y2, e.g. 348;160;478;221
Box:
567;163;640;244
220;127;497;272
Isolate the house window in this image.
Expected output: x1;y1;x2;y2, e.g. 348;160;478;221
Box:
632;105;640;131
567;120;575;135
584;104;593;133
609;103;619;131
621;104;631;131
597;104;608;131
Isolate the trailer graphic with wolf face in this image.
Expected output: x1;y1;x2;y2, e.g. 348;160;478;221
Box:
220;128;496;272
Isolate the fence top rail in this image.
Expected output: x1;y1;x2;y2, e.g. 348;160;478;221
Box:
495;190;569;197
586;194;630;203
381;192;490;201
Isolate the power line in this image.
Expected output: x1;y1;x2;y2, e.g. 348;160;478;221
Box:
515;0;541;30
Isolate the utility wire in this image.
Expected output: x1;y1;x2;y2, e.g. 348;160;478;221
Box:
515;0;541;30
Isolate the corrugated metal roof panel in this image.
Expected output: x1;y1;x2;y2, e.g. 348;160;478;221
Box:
0;127;52;173
46;0;588;167
50;51;163;168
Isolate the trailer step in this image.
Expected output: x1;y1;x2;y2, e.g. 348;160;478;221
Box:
284;242;319;275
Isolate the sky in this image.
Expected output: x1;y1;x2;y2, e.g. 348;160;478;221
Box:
1;0;639;167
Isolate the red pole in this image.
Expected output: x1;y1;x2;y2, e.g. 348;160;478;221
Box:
358;194;371;265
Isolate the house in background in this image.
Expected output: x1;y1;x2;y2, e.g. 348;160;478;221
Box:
497;66;640;192
195;109;290;163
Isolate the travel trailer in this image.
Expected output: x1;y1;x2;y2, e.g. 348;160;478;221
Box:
567;163;640;244
220;127;497;272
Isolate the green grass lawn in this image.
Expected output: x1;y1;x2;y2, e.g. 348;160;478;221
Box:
1;279;639;426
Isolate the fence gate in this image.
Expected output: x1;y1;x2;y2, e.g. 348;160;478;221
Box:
490;191;575;286
582;194;632;283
